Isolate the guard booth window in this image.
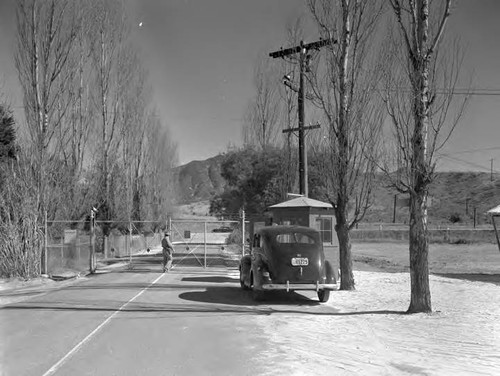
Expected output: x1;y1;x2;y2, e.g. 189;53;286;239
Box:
316;218;332;244
253;234;261;248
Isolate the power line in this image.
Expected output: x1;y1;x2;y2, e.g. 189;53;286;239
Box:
442;90;500;96
438;153;500;173
440;146;500;155
382;85;500;96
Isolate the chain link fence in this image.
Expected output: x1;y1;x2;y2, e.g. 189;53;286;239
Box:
42;216;250;275
45;221;91;277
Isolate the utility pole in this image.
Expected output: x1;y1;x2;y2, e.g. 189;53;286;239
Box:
282;123;320;197
269;38;335;197
393;194;397;223
491;158;494;182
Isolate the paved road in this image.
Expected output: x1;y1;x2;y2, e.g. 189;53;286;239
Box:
0;258;335;376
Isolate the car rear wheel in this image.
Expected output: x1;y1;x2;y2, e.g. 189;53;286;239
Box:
317;289;330;302
318;260;334;303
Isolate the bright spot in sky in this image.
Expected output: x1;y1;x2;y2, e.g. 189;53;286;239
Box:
139;22;143;27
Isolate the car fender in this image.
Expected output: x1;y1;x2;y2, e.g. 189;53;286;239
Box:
324;260;334;284
251;253;268;290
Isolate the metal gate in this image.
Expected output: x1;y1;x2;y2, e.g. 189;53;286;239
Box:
169;219;247;268
91;220;164;272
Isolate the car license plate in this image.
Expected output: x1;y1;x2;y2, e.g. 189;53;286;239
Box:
291;257;308;266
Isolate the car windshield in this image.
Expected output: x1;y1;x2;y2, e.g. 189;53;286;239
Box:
275;232;316;245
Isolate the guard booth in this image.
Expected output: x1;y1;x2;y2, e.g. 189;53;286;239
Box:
263;196;340;280
487;204;500;253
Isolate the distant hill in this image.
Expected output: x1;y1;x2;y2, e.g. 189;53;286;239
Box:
365;172;500;226
174;155;500;225
173;154;226;204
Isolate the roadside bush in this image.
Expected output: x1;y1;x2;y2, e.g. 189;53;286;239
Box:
449;213;462;223
0;218;42;278
0;159;42;279
226;227;243;245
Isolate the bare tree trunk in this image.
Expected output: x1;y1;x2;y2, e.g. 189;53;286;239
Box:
408;188;431;312
336;197;355;289
88;0;129;223
306;0;384;290
98;29;111;215
408;49;432;312
243;55;281;151
16;0;78;218
385;0;460;313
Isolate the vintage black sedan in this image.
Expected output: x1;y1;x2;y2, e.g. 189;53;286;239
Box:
239;225;337;302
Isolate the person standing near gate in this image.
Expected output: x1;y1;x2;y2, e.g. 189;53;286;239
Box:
161;232;175;272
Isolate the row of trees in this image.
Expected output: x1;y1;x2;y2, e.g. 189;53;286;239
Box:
0;0;178;278
215;0;465;313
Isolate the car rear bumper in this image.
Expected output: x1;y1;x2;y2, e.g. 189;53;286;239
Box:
261;281;337;292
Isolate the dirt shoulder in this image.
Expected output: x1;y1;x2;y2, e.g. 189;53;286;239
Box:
255;270;500;375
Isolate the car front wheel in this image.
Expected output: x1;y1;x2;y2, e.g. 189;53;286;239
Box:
239;268;250;290
240;276;250;290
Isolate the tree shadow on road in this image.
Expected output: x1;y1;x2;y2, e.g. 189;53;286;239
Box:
178;286;406;317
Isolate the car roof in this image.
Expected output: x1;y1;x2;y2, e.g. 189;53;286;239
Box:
256;225;318;236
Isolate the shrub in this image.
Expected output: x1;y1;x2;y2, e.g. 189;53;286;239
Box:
0;157;42;278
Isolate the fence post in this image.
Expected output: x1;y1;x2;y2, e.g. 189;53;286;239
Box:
204;221;207;268
61;235;64;270
129;220;132;266
77;230;81;269
43;211;48;275
90;209;95;273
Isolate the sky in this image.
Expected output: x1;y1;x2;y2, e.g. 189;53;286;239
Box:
1;0;500;171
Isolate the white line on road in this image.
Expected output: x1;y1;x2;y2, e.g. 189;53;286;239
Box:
42;273;166;376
